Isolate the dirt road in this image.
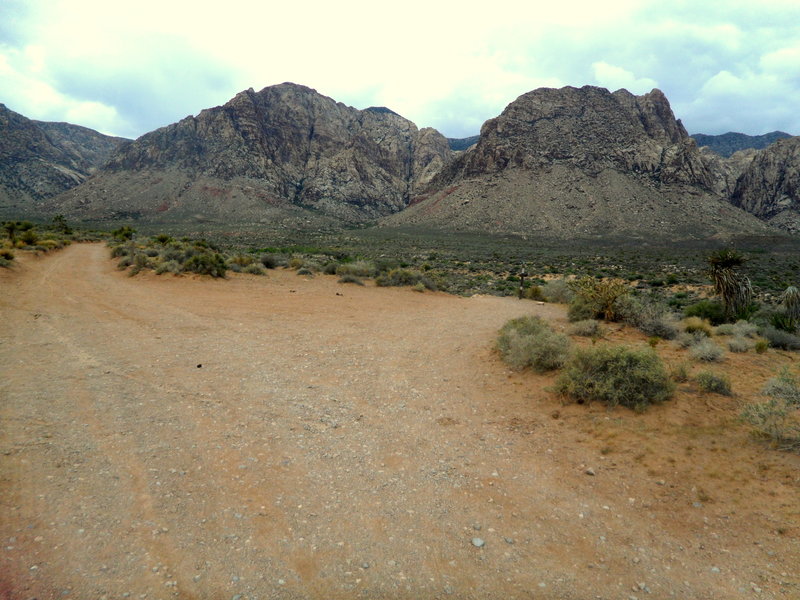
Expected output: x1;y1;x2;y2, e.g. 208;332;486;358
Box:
1;243;798;599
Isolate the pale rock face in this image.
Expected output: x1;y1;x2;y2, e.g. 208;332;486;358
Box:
93;83;454;222
731;137;800;234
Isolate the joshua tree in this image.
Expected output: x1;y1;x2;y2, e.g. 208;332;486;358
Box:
707;248;753;321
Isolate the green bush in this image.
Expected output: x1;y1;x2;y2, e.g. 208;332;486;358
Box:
497;316;571;373
695;371;732;395
684;300;726;325
260;254;279;269
184;252;227;277
567;296;599;322
689;339;725;362
244;264;266;275
568;276;630;321
0;248;14;261
555;344;674;410
763;367;800;406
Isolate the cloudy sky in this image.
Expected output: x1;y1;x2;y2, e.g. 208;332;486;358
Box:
1;0;799;140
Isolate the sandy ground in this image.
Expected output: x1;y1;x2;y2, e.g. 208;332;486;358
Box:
0;243;798;600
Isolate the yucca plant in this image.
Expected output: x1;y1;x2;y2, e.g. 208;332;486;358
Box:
781;286;800;330
706;248;752;322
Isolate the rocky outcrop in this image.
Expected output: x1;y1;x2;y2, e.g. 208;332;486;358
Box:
700;147;757;198
385;86;770;240
53;83;453;224
730;137;800;234
0;104;126;214
692;131;792;158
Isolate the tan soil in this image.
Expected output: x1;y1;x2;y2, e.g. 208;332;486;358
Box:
1;243;798;600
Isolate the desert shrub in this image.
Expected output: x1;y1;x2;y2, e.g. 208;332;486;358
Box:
568;319;604;337
376;268;436;290
568;276;630;321
567;296;599;322
728;336;753;353
296;267;314;276
497;316;571;373
244;264;266;275
338;274;365;286
20;229;38;246
227;254;255;267
715;320;759;338
153;234;173;245
541;278;574;303
0;248;14;260
740;368;800;450
323;261;339;275
763;367;800;406
412;282;427;293
117;255;133;269
670;361;691;383
695;371;732;395
155;260;181;275
755;338;769;354
759;326;800;350
676;331;708;348
337;260;376;278
524;285;545;301
183;252;227;277
689;339;725;362
555;344;674;410
0;257;11;268
112;226;136;240
259;254;279;269
288;256;305;269
684;300;726;325
682;316;713;337
145;248;160;257
618;296;679;339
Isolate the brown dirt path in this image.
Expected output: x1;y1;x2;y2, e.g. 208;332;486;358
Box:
1;243;798;599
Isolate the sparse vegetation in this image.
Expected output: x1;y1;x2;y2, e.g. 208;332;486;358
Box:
555;344;674;411
497;316;571;372
376;268;436;291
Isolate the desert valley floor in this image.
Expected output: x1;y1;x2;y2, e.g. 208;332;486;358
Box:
1;244;798;599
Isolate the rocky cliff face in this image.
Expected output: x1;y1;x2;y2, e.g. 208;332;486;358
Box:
385;86;769;240
730;137;800;234
0;104;126;214
53;83;453;224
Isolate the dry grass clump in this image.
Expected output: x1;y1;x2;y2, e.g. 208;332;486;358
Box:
336;260;376;278
568;319;604;338
376;268;436;291
497;316;571;373
682;316;713;337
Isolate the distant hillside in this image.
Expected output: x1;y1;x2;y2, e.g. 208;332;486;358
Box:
448;136;479;152
0;103;128;216
46;83;454;225
384;86;770;241
691;131;791;158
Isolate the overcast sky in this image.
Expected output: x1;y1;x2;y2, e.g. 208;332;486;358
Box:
2;0;799;140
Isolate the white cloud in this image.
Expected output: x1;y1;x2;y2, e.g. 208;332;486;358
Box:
1;0;799;138
592;62;658;94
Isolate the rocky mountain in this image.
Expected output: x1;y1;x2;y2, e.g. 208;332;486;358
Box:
730;136;800;235
0;104;127;215
692;131;792;158
48;83;453;225
384;86;769;240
